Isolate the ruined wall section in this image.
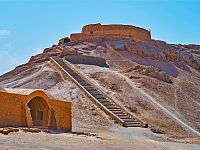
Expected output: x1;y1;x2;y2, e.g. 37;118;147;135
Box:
70;33;93;42
70;24;151;43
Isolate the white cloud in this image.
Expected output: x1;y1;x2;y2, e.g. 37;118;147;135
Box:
0;29;11;37
0;50;21;75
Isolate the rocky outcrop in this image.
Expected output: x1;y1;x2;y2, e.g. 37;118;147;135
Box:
183;44;200;50
133;65;172;83
123;40;200;70
58;37;70;45
125;41;166;60
125;40;183;62
185;53;200;69
143;66;172;83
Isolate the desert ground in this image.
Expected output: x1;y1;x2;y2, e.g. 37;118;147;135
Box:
0;126;200;150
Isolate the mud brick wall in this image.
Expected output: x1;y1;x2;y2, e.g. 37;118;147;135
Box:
70;23;151;43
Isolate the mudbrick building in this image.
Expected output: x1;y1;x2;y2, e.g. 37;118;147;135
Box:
0;88;72;131
59;23;151;44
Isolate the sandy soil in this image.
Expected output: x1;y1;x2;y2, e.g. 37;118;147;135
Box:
0;126;199;150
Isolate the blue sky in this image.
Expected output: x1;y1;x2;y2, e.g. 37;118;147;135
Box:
0;0;200;75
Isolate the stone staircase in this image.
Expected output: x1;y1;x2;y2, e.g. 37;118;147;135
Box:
50;56;146;128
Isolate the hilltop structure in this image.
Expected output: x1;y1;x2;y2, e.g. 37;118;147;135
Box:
0;88;72;131
59;23;151;44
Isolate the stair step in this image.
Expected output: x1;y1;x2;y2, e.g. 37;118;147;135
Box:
109;110;122;112
79;81;89;84
111;109;126;113
119;118;132;120
97;99;109;102
90;92;101;95
112;111;125;115
74;77;83;80
124;122;141;125
124;124;141;127
123;119;138;122
65;68;73;72
83;85;93;88
96;98;107;101
72;74;81;77
102;102;114;106
118;116;130;119
111;111;124;114
74;78;84;82
87;89;98;92
64;68;72;71
93;95;106;99
91;95;105;99
116;114;129;117
80;83;91;86
106;106;118;109
87;89;99;92
101;101;111;105
97;98;108;101
100;100;110;103
84;87;95;90
66;71;74;74
108;108;121;111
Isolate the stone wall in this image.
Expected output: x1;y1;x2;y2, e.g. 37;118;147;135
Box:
70;33;93;42
70;23;151;43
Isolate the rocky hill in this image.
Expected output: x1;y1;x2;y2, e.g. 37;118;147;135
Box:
0;25;200;139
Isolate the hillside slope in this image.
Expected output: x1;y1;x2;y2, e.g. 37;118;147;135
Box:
1;38;200;138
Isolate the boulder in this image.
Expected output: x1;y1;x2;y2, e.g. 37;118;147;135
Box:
185;53;200;69
144;66;172;83
0;127;19;135
134;65;172;83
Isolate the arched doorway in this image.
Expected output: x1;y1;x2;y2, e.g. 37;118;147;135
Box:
27;96;49;127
